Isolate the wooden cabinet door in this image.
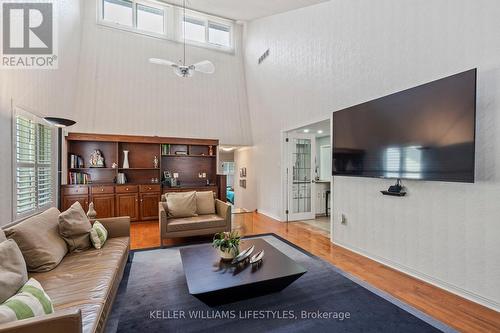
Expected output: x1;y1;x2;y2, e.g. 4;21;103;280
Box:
116;194;139;221
62;195;89;212
91;195;115;219
140;193;161;221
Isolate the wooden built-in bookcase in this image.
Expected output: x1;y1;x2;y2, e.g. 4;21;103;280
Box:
62;133;224;222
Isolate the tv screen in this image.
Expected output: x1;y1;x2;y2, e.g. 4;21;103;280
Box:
332;69;476;183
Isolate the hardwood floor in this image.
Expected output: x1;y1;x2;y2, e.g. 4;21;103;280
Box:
130;213;500;333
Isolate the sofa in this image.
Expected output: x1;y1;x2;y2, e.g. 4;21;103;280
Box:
0;214;130;333
159;191;231;246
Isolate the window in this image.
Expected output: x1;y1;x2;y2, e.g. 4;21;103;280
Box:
208;22;230;47
98;0;234;52
14;110;55;219
137;3;164;34
222;162;235;188
103;0;133;27
183;17;205;43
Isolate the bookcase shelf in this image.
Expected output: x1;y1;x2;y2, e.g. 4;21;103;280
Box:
66;133;219;187
62;133;226;219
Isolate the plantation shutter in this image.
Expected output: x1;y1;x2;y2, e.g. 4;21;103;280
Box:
37;124;53;207
14;110;55;218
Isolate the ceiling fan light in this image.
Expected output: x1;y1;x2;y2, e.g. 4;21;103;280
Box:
174;66;193;78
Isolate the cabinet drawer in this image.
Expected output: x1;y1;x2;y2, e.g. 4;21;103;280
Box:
115;185;138;193
139;184;161;193
91;185;114;195
63;186;88;196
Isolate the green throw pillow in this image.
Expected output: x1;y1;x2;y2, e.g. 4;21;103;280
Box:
0;278;54;324
90;221;108;249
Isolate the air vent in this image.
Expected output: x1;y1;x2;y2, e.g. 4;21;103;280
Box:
258;49;270;65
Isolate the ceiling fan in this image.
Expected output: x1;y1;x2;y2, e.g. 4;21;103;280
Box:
149;0;215;78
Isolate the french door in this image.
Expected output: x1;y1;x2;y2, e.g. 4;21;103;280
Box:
286;134;316;221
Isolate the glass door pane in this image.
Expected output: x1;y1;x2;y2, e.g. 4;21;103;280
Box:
291;138;312;214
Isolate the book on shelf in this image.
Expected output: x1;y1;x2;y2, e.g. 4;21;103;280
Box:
69;154;84;168
68;172;91;185
161;144;171;156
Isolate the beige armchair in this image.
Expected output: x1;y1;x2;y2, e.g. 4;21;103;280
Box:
159;194;231;247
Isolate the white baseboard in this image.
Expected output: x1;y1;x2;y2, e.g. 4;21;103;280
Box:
333;240;500;312
257;209;285;222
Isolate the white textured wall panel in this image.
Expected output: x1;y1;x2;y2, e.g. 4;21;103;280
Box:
244;0;500;309
71;0;252;146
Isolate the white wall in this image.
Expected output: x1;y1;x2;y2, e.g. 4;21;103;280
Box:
0;0;253;225
244;0;500;310
0;0;83;225
71;0;252;146
234;147;257;210
315;135;330;180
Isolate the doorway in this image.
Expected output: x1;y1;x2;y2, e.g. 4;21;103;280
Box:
284;119;331;237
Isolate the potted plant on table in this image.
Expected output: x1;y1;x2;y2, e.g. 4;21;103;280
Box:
212;231;241;260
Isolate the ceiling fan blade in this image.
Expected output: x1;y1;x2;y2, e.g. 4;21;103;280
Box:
149;58;177;67
192;60;215;74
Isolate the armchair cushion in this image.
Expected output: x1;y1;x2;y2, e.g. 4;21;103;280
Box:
167;215;226;233
0;229;6;243
165;192;198;218
4;208;67;273
196;191;216;215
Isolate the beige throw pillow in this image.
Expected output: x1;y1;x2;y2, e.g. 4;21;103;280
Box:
0;240;28;303
166;192;198;218
58;202;92;252
196;191;216;215
4;208;67;272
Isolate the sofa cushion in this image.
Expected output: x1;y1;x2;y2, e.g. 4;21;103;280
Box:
167;214;226;232
29;237;129;333
196;191;216;215
0;229;6;243
5;208;68;272
0;240;28;303
59;202;92;252
166;191;198;218
90;221;108;249
0;278;54;324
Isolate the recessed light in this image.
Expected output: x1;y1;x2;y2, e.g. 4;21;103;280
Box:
317;130;323;134
303;129;310;133
221;147;235;152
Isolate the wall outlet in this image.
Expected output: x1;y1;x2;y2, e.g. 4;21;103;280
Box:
340;213;347;225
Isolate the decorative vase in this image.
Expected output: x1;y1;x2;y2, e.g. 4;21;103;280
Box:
87;202;97;219
218;247;238;261
123;150;130;168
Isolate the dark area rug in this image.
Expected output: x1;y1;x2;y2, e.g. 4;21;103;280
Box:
106;235;455;333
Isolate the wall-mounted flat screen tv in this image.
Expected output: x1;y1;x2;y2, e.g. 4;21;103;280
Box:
332;69;476;183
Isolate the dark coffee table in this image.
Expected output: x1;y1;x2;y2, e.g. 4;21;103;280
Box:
179;238;307;306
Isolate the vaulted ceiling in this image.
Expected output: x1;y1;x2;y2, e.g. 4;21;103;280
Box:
167;0;329;21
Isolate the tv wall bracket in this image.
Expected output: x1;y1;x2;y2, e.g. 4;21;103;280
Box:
381;179;407;197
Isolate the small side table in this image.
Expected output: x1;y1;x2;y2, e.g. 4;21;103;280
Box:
232;208;254;234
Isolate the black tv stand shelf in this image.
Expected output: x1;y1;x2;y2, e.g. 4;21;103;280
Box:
381;191;406;197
